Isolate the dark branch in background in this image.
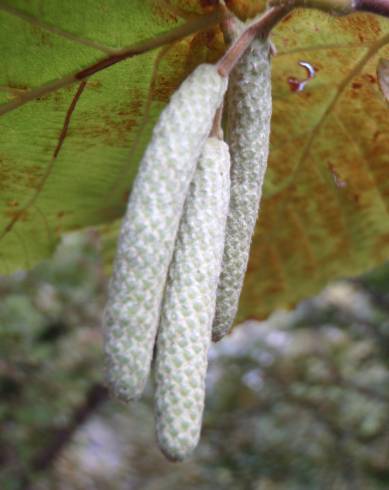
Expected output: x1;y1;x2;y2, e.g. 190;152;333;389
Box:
20;384;109;490
33;384;108;472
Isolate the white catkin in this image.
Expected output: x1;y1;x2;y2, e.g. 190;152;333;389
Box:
104;65;228;402
155;138;231;461
212;33;272;342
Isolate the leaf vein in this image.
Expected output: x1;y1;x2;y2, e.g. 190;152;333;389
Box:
0;81;86;244
267;32;389;200
0;1;114;54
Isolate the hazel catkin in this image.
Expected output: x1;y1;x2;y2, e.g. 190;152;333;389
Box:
104;64;228;402
212;32;272;342
155;137;230;461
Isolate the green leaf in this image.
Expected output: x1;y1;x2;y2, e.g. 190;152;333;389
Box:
242;10;389;319
0;0;221;271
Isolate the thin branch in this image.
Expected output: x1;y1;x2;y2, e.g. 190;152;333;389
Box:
269;0;389;17
20;384;109;490
356;0;389;16
210;104;224;138
217;7;291;77
32;384;109;472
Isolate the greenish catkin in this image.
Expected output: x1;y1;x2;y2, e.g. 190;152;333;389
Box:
212;30;272;342
155;137;231;461
104;64;228;402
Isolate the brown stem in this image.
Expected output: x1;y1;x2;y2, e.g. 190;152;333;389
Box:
33;384;109;472
355;0;389;16
219;4;241;44
210;104;224;139
269;0;389;16
217;6;291;77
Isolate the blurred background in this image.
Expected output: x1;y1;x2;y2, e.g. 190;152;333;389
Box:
1;231;389;490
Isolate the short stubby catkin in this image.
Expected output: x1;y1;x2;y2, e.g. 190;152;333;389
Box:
155;138;230;461
212;34;272;342
104;65;228;402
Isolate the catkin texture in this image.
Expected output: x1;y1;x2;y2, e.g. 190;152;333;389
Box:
212;35;272;342
155;138;231;461
104;65;228;402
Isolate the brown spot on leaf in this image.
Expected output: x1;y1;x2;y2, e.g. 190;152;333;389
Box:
7;200;19;208
87;80;102;91
30;26;54;48
5;209;29;224
288;77;302;92
341;14;382;41
152;39;195;103
122;191;130;203
225;0;266;19
352;193;361;205
200;0;219;7
363;73;376;84
74;86;145;146
25;165;45;190
282;12;294;23
151;1;180;22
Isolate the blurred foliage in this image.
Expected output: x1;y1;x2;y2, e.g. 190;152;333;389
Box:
1;232;389;490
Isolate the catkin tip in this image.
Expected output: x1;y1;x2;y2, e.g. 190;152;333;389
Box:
211;331;224;343
157;436;198;462
104;361;146;403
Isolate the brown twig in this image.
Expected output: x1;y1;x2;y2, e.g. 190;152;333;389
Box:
21;384;109;490
269;0;389;16
32;384;108;472
210;104;224;139
217;7;291;77
356;0;389;16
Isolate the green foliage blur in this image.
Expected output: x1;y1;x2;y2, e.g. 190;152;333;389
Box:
1;232;389;490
